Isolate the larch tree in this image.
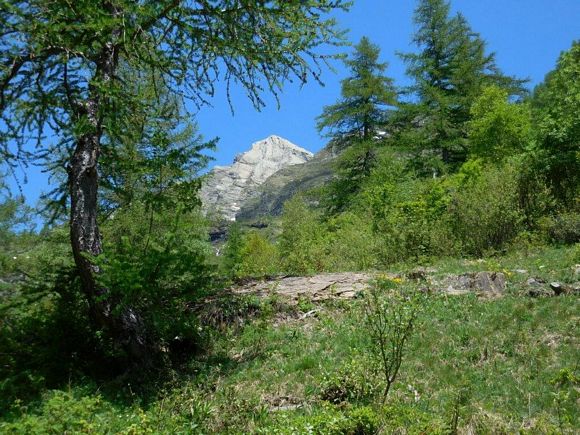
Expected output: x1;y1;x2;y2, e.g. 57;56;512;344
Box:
316;36;397;213
0;0;350;365
317;36;397;146
399;0;525;167
467;85;532;161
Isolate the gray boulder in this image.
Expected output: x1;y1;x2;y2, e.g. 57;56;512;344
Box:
441;272;506;295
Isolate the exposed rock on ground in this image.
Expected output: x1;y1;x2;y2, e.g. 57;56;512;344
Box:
437;272;506;296
525;277;554;297
228;271;508;303
524;277;579;297
232;272;376;303
224;269;579;304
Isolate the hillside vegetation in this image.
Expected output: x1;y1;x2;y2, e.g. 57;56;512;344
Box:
1;0;579;433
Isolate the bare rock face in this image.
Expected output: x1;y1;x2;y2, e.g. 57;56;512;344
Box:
200;135;313;221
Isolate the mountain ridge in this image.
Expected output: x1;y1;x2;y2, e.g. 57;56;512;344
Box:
200;135;314;221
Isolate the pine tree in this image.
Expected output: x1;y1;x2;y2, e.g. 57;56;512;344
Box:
399;0;525;167
317;37;397;146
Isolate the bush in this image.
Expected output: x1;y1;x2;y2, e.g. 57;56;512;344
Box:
364;172;452;264
236;231;281;278
447;160;524;256
0;266;136;413
539;211;580;244
0;390;109;434
258;405;380;435
363;278;424;402
279;196;327;275
382;402;447;434
319;358;377;404
323;212;377;271
97;200;214;360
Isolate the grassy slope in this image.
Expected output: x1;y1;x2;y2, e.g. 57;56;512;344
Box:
1;246;578;434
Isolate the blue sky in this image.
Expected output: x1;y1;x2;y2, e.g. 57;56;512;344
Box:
194;0;580;167
6;0;580;207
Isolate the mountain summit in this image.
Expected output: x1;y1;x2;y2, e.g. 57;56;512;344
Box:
200;135;313;221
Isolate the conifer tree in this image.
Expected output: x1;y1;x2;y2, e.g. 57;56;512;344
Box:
399;0;525;167
0;0;350;365
317;37;396;213
317;37;397;146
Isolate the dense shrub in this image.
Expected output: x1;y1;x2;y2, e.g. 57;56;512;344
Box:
323;212;377;271
236;231;281;278
319;358;377;404
447;160;524;256
258;405;380;435
98;201;213;354
362;155;452;263
0;267;115;414
279;196;327;275
539;211;580;244
0;227;110;413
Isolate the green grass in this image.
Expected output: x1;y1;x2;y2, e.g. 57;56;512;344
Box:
1;246;579;433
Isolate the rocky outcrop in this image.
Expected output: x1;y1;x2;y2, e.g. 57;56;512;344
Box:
200;135;313;221
232;272;376;302
236;146;337;221
437;272;506;296
227;270;508;303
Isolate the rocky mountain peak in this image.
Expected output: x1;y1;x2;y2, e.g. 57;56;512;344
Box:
201;135;313;221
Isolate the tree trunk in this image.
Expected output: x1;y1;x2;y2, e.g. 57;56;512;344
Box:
68;35;151;367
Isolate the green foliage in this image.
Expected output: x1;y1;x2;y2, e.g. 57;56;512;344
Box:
468;86;533;160
259;405;379;435
447;160;525;256
317;36;397;144
236;231;280;278
97;200;213;350
398;0;525;166
99;70;217;214
351;148;557;263
1;390;111;434
0;0;351;370
323;212;377;271
0;175;36;276
532;41;580;204
363;278;424;401
0;264;101;413
222;222;244;278
381;402;447;433
279;196;326;275
362;152;452;263
326;141;378;214
317;36;396;213
539;211;580;245
319;358;377;404
1;0;351;165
